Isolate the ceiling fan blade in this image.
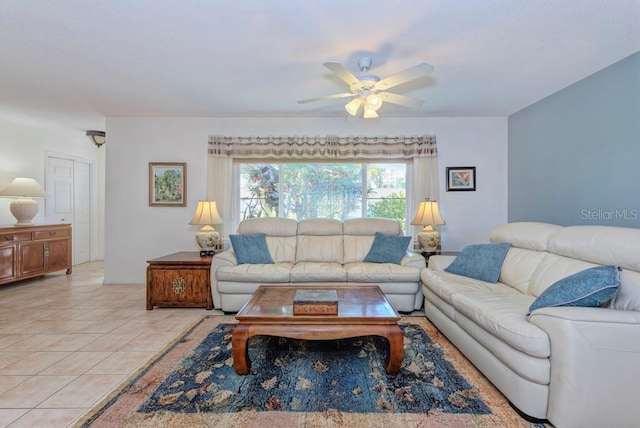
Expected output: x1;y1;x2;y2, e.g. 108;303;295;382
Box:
297;93;355;104
379;92;425;110
323;62;362;89
375;63;434;90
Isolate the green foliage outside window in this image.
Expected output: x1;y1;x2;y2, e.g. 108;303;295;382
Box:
368;192;407;231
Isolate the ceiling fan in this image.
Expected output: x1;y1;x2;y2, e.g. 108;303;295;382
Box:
298;57;434;118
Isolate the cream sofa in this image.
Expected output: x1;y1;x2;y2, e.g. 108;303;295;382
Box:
211;217;425;312
421;222;640;428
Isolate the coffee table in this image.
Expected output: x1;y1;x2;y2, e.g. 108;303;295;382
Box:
232;285;403;375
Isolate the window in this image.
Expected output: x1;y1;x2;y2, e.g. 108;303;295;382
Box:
238;162;407;229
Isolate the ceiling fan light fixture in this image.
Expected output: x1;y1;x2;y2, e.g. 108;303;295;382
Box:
345;98;362;116
300;57;434;119
363;108;379;119
365;94;382;111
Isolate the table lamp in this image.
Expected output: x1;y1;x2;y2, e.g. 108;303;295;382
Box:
410;198;446;253
0;177;48;225
189;200;223;256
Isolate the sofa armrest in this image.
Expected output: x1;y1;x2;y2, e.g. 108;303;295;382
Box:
427;255;457;271
212;250;237;266
210;250;237;308
400;251;426;268
529;307;640;427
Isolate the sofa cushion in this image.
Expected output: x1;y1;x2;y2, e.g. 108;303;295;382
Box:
343;218;402;263
451;289;550;358
265;236;297;263
215;262;292;283
421;269;494;305
290;262;346;282
346;262;420;283
296;235;344;263
445;243;511;283
498;248;546;294
363;232;411;264
610;269;640;311
343;217;401;235
238;217;298;236
229;233;274;264
489;222;563;251
453;310;551;384
343;235;375;264
548;225;640;272
528;253;599;297
528;266;620;314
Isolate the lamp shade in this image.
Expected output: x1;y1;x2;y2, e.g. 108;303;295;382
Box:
0;177;47;198
410;199;445;226
189;200;223;225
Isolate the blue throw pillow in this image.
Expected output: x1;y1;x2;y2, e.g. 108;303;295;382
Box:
528;265;620;314
444;242;511;283
364;232;411;265
229;233;274;264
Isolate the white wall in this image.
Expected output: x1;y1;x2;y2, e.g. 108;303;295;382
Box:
104;116;507;284
432;117;509;250
0;120;103;262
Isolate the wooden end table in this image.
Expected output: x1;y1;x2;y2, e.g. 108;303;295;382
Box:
146;251;213;310
232;285;403;375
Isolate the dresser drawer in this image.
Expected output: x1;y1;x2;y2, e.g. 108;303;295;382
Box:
0;232;32;243
34;229;71;240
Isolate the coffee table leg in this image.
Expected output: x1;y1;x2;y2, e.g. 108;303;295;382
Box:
385;325;404;375
232;324;251;375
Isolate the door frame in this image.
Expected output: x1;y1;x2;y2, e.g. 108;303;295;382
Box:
44;151;98;263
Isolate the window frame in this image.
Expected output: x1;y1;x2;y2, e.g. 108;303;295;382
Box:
233;160;412;231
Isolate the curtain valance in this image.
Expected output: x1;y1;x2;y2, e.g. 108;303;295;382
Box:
208;135;437;160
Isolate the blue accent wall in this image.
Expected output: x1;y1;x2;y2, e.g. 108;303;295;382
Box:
508;51;640;227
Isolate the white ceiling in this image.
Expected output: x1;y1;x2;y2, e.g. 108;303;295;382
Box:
1;1;639;131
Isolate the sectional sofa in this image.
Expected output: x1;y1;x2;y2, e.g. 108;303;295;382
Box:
210;217;424;312
421;222;640;428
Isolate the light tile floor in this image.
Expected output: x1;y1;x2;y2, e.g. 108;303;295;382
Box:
0;261;220;427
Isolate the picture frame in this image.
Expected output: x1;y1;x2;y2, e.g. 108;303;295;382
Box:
149;162;187;206
446;166;476;192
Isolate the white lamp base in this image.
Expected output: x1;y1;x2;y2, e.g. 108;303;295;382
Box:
9;198;39;226
417;225;440;253
195;225;219;256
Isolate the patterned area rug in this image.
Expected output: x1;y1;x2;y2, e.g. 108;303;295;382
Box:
78;316;544;427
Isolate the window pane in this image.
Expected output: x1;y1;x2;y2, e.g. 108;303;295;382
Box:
282;164;362;221
239;164;279;218
366;164;407;231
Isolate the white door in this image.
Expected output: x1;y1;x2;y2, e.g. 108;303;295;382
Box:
46;157;73;223
73;162;91;264
45;155;92;265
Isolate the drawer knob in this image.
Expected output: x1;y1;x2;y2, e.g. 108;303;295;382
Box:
171;277;186;295
49;232;57;236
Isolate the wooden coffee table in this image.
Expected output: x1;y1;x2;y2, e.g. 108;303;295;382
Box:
232;285;403;375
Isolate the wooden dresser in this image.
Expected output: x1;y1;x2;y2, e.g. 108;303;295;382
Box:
0;224;72;286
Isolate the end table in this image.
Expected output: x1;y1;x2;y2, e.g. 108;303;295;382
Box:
146;251;214;310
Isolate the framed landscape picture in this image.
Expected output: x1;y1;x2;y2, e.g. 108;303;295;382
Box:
149;162;186;206
446;166;476;191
